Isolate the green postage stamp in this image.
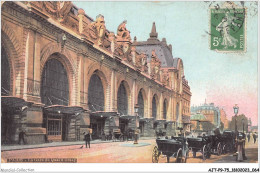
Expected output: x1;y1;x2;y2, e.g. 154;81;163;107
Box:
210;3;246;52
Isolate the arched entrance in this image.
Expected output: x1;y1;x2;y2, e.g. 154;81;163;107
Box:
88;72;105;139
41;57;70;141
1;46;13;144
88;73;104;111
117;82;128;115
1;47;10;96
163;99;167;120
152;94;159;130
117;81;130;134
176;102;180;126
138;89;145;135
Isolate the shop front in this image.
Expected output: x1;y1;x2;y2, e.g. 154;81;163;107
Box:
43;105;84;142
90;112;119;140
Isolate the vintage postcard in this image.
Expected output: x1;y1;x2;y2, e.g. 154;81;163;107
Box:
1;1;259;173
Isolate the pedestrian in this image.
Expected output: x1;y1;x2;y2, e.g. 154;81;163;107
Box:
83;131;91;148
253;132;257;144
18;130;26;145
247;133;250;143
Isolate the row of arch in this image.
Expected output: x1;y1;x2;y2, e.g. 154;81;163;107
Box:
2;48;176;120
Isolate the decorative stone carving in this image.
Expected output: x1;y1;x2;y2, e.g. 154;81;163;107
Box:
162;69;170;86
42;2;78;32
43;1;72;23
150;50;161;80
117;20;131;42
90;14;106;46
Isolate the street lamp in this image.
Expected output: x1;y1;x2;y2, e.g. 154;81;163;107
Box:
134;104;139;144
242;118;244;134
233;104;239;135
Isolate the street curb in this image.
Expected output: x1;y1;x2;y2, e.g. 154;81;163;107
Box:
1;138;156;152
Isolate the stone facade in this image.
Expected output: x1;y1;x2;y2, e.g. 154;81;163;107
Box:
1;1;191;144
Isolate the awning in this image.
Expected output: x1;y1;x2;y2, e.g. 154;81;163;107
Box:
154;119;166;123
119;115;136;120
90;111;119;118
1;96;33;108
139;117;154;122
43;105;84;114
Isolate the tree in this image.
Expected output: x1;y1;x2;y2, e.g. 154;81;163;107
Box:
229;114;248;133
201;121;215;131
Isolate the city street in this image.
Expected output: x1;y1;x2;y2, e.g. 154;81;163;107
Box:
1;139;258;163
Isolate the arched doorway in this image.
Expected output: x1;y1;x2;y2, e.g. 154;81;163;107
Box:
138;90;144;118
1;47;10;96
163;99;167;120
117;82;128;115
41;57;69;141
88;73;104;112
176;102;179;126
88;72;105;139
1;46;13;144
152;95;158;130
138;89;145;135
117;81;129;133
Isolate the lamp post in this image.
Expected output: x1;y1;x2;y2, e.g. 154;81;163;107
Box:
233;104;239;136
242;118;244;134
134;104;139;144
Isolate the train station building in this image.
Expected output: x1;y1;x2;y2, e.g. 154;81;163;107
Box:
1;1;191;144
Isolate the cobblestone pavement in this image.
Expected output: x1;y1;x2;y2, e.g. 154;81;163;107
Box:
1;139;258;163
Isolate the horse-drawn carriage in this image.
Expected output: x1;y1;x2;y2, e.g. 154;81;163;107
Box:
187;136;212;160
221;130;236;154
152;137;189;163
210;135;223;155
112;129;124;142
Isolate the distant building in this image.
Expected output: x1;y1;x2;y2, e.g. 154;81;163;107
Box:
191;101;220;128
250;126;258;133
219;108;229;130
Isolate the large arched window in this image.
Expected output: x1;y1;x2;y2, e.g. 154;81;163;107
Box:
41;58;69;106
152;95;157;119
1;47;10;96
163;99;167;120
117;82;128;115
138;90;144;118
176;102;179;121
88;73;104;112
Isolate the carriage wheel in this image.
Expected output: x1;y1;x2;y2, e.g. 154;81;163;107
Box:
202;145;207;160
217;143;222;156
184;149;189;163
207;145;211;159
152;146;160;163
167;156;170;163
222;144;226;154
176;148;183;163
193;150;196;158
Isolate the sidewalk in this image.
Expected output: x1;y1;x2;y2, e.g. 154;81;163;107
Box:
1;137;156;151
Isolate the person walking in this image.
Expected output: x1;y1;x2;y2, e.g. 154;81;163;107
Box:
247;133;251;143
83;131;91;148
253;132;257;144
18;130;26;145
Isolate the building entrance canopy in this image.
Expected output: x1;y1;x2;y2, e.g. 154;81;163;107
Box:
43;105;84;115
119;115;136;120
1;96;33;108
90;111;119;118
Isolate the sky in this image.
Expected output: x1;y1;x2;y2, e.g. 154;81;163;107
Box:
73;1;258;125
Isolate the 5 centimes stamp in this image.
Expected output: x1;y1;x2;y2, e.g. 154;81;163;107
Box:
210;2;247;52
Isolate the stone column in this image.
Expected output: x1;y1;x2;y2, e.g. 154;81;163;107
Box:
24;104;46;144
